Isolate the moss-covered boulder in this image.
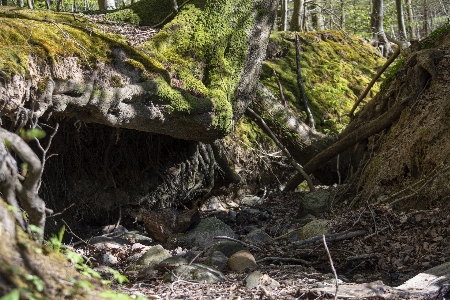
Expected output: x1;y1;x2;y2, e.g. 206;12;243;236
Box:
260;31;385;133
0;0;277;142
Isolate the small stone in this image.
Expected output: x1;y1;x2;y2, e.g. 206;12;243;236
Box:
206;251;229;271
246;270;263;289
244;229;272;244
126;244;171;273
102;253;118;265
228;250;257;272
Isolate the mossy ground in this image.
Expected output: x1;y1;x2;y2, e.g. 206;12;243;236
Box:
260;31;386;133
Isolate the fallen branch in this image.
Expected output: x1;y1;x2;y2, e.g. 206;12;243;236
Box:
246;107;316;192
284;98;407;192
273;69;287;108
295;33;315;129
256;256;312;266
323;235;338;300
213;235;262;251
349;48;400;118
293;230;367;248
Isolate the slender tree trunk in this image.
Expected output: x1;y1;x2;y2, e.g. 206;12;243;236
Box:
311;0;325;30
290;0;305;31
405;0;416;40
395;0;407;41
27;0;33;9
281;0;288;31
371;0;393;57
1;0;7;6
98;0;115;10
423;0;429;37
340;0;345;29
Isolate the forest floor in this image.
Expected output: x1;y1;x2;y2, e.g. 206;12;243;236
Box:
73;187;450;299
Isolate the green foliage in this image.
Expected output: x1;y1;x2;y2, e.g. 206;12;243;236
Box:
0;289;20;300
99;291;148;300
70;278;93;293
28;224;44;236
107;268;129;284
25;274;45;292
20;128;46;141
49;225;65;252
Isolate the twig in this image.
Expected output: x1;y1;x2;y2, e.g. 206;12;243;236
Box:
349;48;400;118
213;235;262;251
61;219;89;246
256;257;312;266
346;253;381;261
273;69;287;107
46;203;75;218
35;123;59;191
273;228;301;240
246;107;315;192
295;32;315;129
323;235;338;300
388;164;450;207
293;230;367;248
363;226;389;240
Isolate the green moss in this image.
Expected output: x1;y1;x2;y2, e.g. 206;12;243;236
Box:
421;23;450;49
0;1;264;137
381;56;404;90
260;31;385;133
105;8;141;25
109;75;124;88
139;0;254;134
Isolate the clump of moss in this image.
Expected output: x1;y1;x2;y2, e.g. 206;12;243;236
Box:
105;8;141;25
380;56;404;90
109;75;124;87
139;0;254;134
260;31;386;133
421;23;450;49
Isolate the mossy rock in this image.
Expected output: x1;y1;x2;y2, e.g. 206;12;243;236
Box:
260;31;386;133
1;0;273;141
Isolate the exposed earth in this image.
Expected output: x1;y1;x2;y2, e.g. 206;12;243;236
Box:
68;184;450;299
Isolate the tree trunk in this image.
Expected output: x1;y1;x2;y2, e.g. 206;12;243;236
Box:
98;0;116;10
311;0;325;30
250;83;339;184
1;0;7;6
371;0;393;57
289;0;305;31
405;0;416;40
280;0;288;31
423;0;429;37
395;0;407;41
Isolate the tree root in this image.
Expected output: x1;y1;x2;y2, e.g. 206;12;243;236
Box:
0;128;46;239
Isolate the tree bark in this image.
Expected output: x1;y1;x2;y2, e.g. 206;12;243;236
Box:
280;0;288;31
371;0;393;57
423;0;429;37
311;0;325;30
405;0;416;40
395;0;407;41
98;0;116;10
289;0;305;31
284;98;407;191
